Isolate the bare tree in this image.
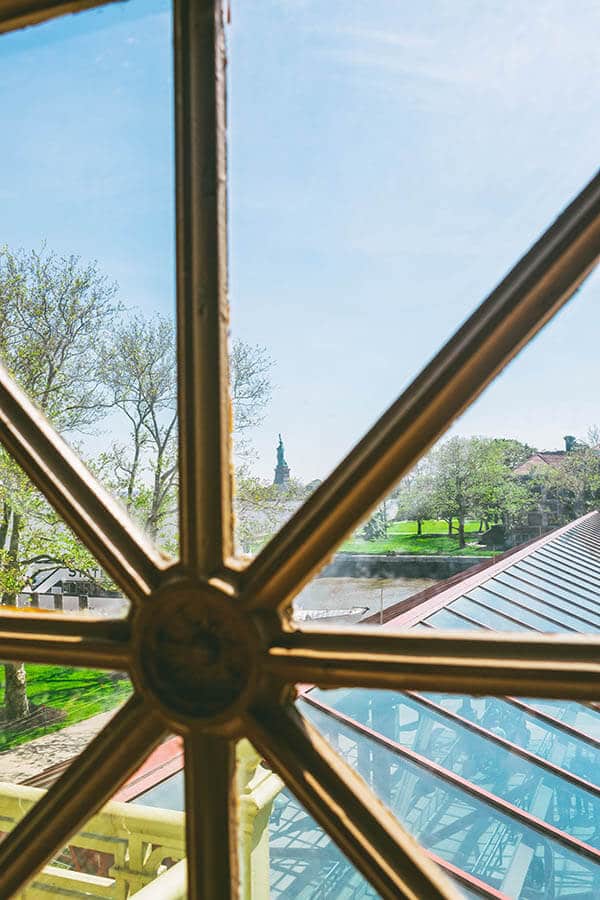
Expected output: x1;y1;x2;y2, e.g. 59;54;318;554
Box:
230;339;273;457
97;314;178;543
98;321;275;548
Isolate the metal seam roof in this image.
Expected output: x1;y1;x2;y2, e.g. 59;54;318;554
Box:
304;512;600;897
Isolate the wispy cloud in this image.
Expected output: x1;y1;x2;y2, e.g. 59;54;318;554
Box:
308;2;599;110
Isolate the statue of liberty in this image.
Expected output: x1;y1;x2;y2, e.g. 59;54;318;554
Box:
274;434;290;485
277;434;286;467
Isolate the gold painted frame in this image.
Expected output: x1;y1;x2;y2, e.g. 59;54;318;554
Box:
0;1;599;897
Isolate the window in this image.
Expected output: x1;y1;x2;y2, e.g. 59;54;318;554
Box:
0;1;599;898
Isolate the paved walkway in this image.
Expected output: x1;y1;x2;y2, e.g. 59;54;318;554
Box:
0;708;120;784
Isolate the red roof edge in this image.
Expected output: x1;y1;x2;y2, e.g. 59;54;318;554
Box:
115;735;184;802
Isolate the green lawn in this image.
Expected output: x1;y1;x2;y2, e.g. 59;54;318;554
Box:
341;519;496;556
0;665;132;751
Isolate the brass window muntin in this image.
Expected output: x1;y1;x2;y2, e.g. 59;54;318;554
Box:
0;1;599;897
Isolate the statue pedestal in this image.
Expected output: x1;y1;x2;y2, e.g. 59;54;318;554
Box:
273;463;290;486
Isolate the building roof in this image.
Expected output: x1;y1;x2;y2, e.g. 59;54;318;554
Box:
289;511;600;898
513;450;568;475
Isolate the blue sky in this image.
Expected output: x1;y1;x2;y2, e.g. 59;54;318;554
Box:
1;0;599;483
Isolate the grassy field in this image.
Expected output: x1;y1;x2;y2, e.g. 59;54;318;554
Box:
341;519;496;556
0;665;132;751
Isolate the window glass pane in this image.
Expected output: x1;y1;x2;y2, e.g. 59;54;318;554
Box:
105;739;412;900
16;733;185;897
544;557;600;590
555;537;600;565
520;558;600;596
510;559;597;609
531;548;600;578
135;764;184;811
301;698;600;897
499;566;600;624
0;452;128;618
0;660;140;896
309;688;600;849
295;574;433;626
465;587;559;631
450;596;527;632
270;785;491;897
558;534;600;557
270;787;381;898
558;543;600;570
228;0;600;560
535;549;600;584
481;579;594;632
552;550;600;580
0;661;131;763
280;303;600;631
496;572;600;630
428;695;600;787
523;700;600;742
424;609;479;631
424;608;481;631
1;0;177;555
228;2;600;648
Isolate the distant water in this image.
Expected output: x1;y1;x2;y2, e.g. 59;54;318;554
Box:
294;576;437;622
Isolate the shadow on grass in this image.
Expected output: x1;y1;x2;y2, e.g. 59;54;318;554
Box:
0;666;132;751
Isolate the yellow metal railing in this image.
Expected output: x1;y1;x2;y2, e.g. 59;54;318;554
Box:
129;860;187;900
237;740;284;900
1;781;185;898
0;748;282;900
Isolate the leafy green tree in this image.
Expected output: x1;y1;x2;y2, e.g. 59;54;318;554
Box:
428;436;536;548
0;246;119;720
0;247;277;720
554;445;600;520
429;437;478;548
0;452;107;588
0;246;119;429
394;462;435;535
490;438;537;471
469;439;533;532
